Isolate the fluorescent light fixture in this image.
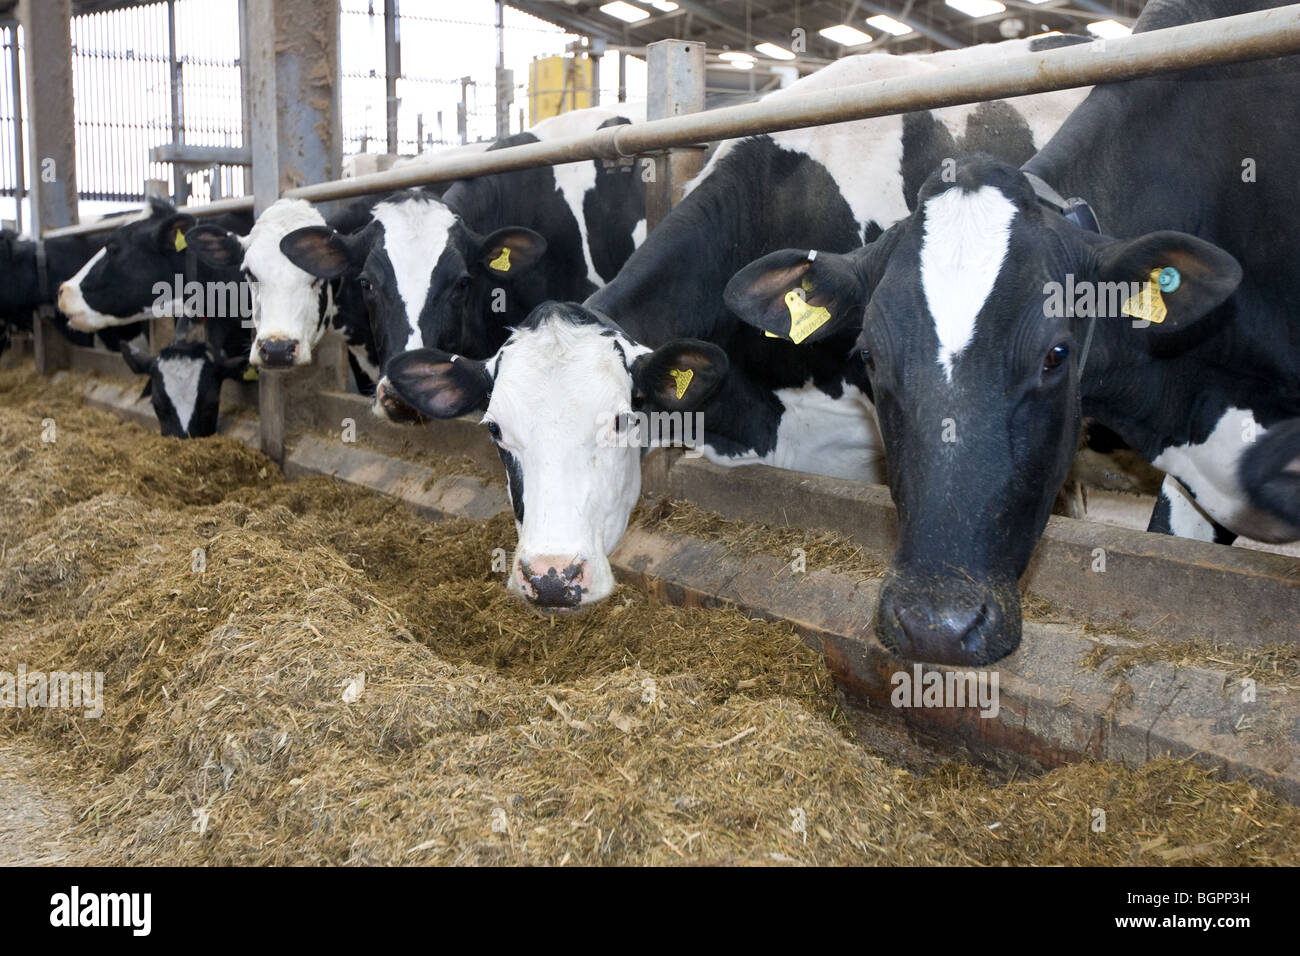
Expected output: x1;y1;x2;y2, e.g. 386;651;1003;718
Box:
866;14;913;36
819;24;873;46
1021;0;1054;4
945;0;1006;17
754;42;797;60
1027;30;1063;38
729;60;754;70
1087;18;1132;39
719;50;756;62
650;1;679;10
600;1;650;23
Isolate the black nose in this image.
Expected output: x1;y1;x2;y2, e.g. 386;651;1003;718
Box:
518;560;584;609
893;603;988;664
258;338;298;368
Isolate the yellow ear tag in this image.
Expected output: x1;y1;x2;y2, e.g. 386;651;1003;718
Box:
1120;269;1168;324
242;366;259;382
784;289;831;344
488;247;511;272
174;230;188;253
668;368;694;400
764;331;780;338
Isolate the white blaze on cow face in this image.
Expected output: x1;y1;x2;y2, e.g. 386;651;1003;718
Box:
242;198;333;366
370;197;460;353
487;317;649;607
156;353;204;435
919;185;1017;380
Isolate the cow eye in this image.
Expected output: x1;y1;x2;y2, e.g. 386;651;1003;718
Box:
485;420;502;441
1043;343;1069;374
454;275;471;293
357;276;372;293
861;348;876;374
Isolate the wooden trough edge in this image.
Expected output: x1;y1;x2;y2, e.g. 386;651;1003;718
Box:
79;378;1300;802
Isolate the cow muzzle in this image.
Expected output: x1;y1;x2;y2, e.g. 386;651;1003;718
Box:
256;336;300;368
513;555;601;610
874;569;1021;666
373;378;425;424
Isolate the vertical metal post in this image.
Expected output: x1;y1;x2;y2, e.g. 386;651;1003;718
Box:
7;24;25;235
237;0;251;194
18;0;76;374
458;76;470;144
247;0;343;464
644;39;705;231
618;49;626;104
494;0;509;140
167;0;187;204
384;0;399;154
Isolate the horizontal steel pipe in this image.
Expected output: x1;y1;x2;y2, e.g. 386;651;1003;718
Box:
41;4;1300;231
40;194;255;239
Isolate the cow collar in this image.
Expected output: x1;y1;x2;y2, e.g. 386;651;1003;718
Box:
1022;172;1101;235
1022;172;1104;376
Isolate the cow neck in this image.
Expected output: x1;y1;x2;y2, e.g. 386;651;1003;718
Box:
1024;65;1300;458
585;167;752;347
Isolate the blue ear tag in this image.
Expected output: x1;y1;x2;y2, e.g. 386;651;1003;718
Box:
1157;266;1181;293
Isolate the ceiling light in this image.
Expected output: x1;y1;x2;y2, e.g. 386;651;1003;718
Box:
819;24;873;46
599;1;650;24
650;1;679;11
866;14;913;36
1087;19;1132;39
719;51;756;62
945;0;1006;18
754;42;796;60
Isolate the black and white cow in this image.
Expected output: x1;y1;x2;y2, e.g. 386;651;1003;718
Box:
279;107;647;421
184;196;385;388
0;227;147;354
119;332;248;439
57;198;255;437
380;44;1089;609
725;0;1300;665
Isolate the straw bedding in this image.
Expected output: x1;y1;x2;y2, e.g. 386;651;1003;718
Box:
1;367;1296;865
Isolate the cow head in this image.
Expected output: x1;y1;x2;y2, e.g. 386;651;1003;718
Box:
58;199;193;331
279;192;546;421
185;198;334;369
384;302;727;609
725;156;1240;665
120;337;247;439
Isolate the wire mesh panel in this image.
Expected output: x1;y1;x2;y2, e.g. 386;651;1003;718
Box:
0;0;245;225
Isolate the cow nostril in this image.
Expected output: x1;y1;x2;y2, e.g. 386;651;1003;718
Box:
518;559;586;609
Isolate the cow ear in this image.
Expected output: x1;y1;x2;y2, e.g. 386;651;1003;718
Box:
1094;231;1241;331
280;225;366;279
185;223;245;270
725;248;867;345
1239;417;1300;530
385;348;493;419
119;340;156;375
631;339;729;411
157;213;198;255
479;227;547;278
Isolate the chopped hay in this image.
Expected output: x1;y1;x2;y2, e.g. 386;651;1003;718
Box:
633;496;888;579
1;366;1298;865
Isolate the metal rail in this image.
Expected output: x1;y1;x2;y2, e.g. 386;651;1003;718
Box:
40;3;1300;236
